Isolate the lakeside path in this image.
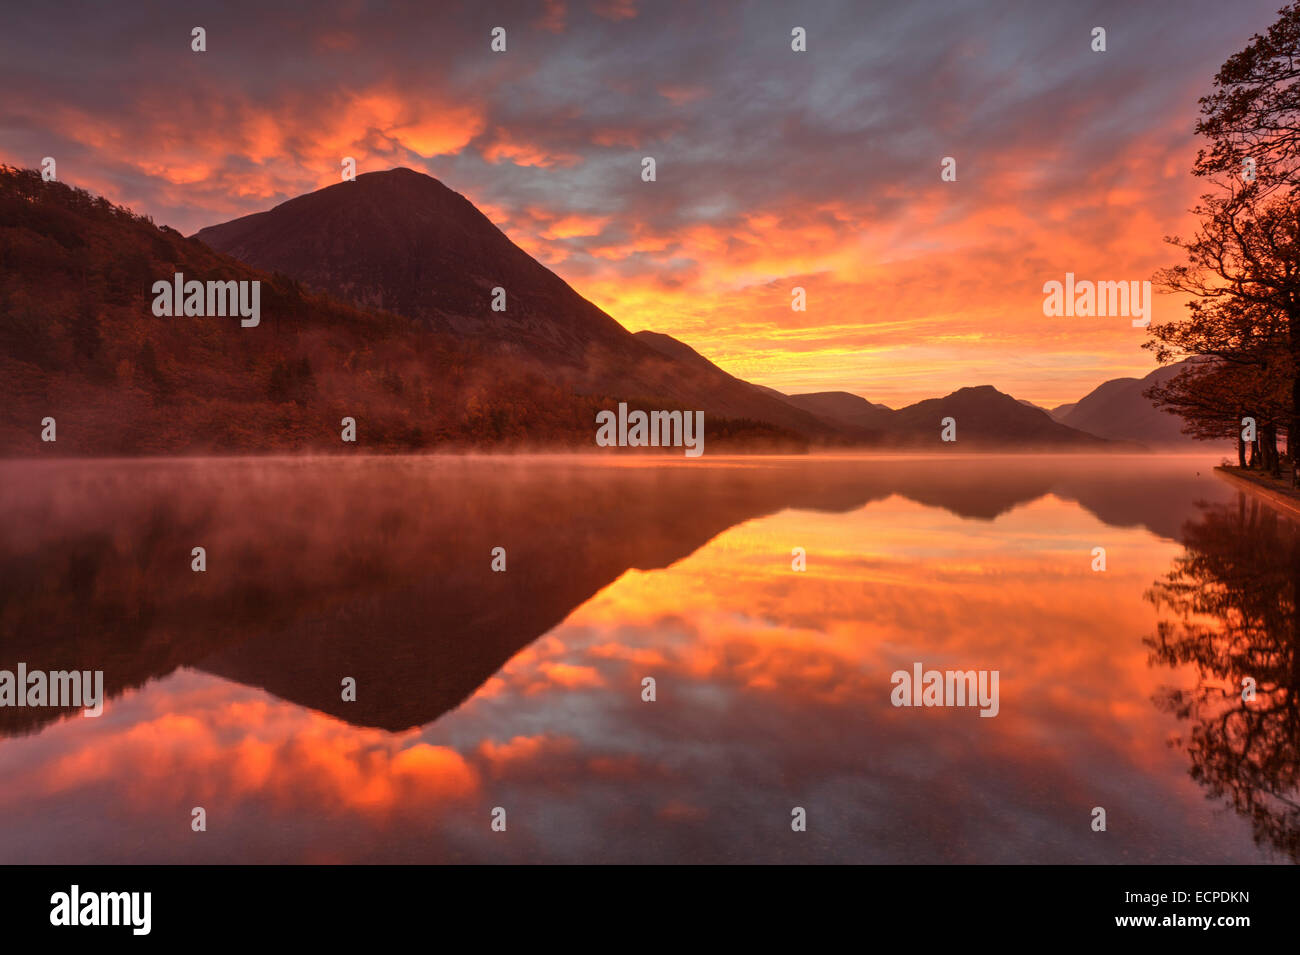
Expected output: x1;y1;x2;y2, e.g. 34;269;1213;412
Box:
1215;465;1300;518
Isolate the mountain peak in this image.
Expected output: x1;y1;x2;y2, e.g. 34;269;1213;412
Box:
948;384;1006;399
334;166;462;198
893;383;1116;447
195;166;635;352
192;172;833;439
781;390;894;431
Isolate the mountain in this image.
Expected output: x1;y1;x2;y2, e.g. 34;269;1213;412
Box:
890;385;1122;448
195;168;630;358
633;330;777;400
752;383;793;401
0;165;810;453
633;330;724;372
780;391;895;431
0;164;1187;455
622;350;898;435
188;169;1151;451
1053;362;1199;445
195;168;835;440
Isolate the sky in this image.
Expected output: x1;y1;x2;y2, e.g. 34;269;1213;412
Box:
0;0;1287;407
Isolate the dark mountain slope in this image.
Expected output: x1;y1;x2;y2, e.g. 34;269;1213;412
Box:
891;385;1123;448
0;166;806;454
781;391;895;431
195;168;631;358
196;169;835;439
1054;361;1200;445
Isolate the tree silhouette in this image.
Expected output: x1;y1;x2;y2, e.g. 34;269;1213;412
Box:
1194;2;1300;196
1145;298;1291;468
1153;4;1300;474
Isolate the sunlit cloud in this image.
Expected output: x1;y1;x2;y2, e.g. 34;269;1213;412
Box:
0;0;1281;404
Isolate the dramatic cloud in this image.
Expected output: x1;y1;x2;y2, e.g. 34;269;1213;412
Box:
0;0;1284;404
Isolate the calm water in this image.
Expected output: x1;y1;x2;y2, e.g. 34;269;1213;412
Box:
0;453;1295;864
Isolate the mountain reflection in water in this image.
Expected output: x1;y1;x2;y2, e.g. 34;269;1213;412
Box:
0;453;1294;863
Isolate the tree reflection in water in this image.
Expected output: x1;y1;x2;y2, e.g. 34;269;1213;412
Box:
1147;491;1300;861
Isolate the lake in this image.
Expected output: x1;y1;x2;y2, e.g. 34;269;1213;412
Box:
0;452;1294;863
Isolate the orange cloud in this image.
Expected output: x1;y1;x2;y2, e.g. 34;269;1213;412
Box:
481;130;583;169
542;213;611;239
659;84;708;106
1;82;486;226
593;0;637;21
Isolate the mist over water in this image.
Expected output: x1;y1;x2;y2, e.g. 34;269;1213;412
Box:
0;452;1293;863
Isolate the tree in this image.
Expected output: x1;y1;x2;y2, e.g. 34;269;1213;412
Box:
1153;167;1300;476
1147;359;1289;468
1169;3;1300;477
1194;2;1300;197
1146;297;1292;470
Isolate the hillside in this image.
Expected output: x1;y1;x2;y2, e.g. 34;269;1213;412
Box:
891;385;1121;448
0;166;1185;455
195;169;834;439
0;166;805;454
1053;362;1200;445
781;391;895;431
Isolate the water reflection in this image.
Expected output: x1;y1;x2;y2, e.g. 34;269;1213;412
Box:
0;454;1227;735
1147;492;1300;862
0;453;1289;862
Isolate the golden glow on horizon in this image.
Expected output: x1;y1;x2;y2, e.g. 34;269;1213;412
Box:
0;77;1204;408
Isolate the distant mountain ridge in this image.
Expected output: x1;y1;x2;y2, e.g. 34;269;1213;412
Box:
778;391;895;431
0;164;1207;454
635;334;1120;448
891;385;1123;448
195;168;1131;449
1051;362;1198;445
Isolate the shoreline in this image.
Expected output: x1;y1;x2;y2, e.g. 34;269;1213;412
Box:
1214;466;1300;518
